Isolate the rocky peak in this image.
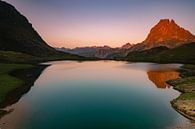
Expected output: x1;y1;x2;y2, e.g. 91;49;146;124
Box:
158;19;170;24
143;19;195;48
121;43;132;49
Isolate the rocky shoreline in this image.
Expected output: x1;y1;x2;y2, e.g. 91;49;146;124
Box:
167;65;195;121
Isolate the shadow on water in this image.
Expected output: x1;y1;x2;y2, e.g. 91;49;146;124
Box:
0;65;48;108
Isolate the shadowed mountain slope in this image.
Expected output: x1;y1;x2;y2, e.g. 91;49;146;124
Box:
0;1;84;62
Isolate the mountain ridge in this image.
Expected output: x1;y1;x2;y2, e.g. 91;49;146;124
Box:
0;0;85;62
125;42;195;64
57;43;133;59
0;0;56;57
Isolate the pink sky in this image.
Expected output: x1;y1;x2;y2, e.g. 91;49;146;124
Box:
6;0;195;48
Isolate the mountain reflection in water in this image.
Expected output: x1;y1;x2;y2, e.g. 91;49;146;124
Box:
147;70;180;89
1;62;189;129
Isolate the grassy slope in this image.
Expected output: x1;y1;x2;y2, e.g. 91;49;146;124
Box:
0;50;39;63
0;50;91;64
125;46;169;62
0;64;31;117
0;63;33;104
126;42;195;64
0;63;48;117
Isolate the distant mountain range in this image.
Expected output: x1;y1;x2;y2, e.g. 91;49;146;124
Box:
57;19;195;60
56;43;133;59
0;1;84;63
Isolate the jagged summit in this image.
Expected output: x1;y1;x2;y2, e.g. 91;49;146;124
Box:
143;19;195;48
157;19;176;25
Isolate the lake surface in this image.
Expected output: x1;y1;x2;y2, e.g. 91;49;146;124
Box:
0;61;193;129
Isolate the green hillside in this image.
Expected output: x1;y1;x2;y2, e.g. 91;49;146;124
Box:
125;42;195;64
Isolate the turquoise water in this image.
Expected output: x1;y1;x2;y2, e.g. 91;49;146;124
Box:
0;61;191;129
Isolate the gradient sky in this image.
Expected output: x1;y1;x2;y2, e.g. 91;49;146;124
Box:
5;0;195;48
